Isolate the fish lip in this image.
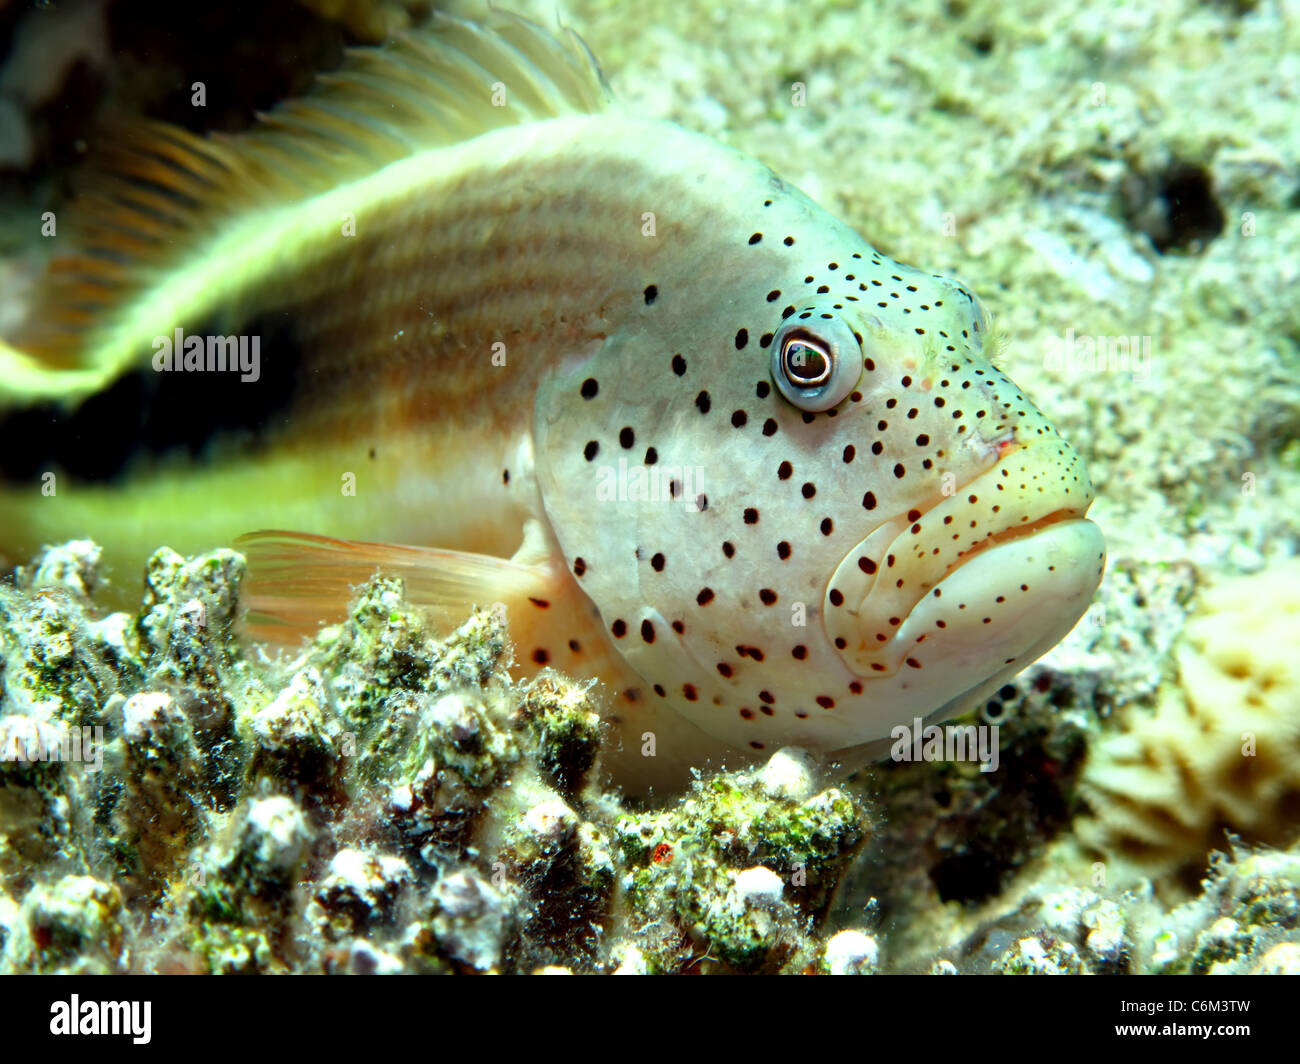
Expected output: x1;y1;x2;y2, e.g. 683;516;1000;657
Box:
856;502;1091;625
924;505;1088;571
823;438;1097;676
903;429;1095;563
871;468;1093;596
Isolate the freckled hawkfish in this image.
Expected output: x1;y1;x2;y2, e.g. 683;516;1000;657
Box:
0;12;1104;792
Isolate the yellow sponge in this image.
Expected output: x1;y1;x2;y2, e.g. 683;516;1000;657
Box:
1076;559;1300;891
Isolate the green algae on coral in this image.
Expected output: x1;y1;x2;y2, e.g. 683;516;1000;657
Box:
0;541;880;974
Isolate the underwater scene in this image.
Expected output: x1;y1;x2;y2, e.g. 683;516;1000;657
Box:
0;0;1297;982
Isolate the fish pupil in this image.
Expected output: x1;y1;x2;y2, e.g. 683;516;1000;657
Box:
782;339;830;386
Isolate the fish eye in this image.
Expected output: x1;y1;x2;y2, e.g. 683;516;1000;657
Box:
770;311;861;411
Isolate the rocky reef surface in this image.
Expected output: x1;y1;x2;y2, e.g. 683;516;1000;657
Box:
0;540;879;974
2;539;1298;974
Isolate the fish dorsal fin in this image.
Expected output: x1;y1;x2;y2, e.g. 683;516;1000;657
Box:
240;11;612;183
8;10;612;384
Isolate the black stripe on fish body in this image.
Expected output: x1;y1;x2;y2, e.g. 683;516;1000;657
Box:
0;309;303;484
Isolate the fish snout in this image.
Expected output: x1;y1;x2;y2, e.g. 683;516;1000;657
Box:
824;434;1102;678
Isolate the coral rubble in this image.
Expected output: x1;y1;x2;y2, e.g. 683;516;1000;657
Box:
0;541;876;974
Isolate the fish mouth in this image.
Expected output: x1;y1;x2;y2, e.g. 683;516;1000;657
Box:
824;441;1102;677
947;506;1082;565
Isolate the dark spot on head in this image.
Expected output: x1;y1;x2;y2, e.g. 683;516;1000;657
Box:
580;378;599;399
672;354;687;376
644;284;658;304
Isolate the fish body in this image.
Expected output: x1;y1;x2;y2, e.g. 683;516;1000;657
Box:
0;13;1104;790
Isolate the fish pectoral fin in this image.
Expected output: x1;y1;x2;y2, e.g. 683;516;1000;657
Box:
236;528;559;645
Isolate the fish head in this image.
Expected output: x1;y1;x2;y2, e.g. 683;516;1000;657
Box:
532;155;1103;765
776;293;1106;748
